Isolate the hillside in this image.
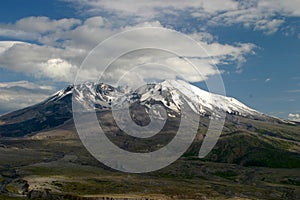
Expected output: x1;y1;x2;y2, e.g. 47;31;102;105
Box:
0;80;299;199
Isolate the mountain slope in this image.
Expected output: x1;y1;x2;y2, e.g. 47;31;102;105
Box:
0;80;272;138
0;80;299;200
0;80;299;169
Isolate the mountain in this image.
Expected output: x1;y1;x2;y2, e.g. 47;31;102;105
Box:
0;80;299;166
0;80;273;137
0;80;300;199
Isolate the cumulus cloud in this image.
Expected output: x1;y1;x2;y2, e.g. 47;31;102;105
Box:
288;113;300;122
0;81;55;114
58;16;115;49
72;24;255;85
0;41;85;82
0;41;27;53
0;17;256;84
0;28;38;40
37;58;78;81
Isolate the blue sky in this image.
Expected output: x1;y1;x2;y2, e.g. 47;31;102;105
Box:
0;0;299;121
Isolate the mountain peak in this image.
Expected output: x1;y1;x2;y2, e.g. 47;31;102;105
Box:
47;80;263;118
0;79;283;137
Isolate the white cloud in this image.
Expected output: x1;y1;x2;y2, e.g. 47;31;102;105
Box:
0;80;54;90
0;41;85;82
208;0;300;34
58;16;115;49
66;0;300;35
261;0;300;16
68;0;238;18
0;17;256;84
0;81;55;114
0;28;38;40
37;58;78;81
0;41;27;53
254;19;285;35
0;17;81;45
188;32;215;43
72;24;255;84
265;78;271;82
288;113;300;122
15;16;81;34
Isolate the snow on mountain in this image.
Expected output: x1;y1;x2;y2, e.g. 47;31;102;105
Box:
48;80;263;118
0;79;269;137
162;80;262;117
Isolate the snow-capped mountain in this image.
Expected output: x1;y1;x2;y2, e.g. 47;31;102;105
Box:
50;79;263;118
0;80;269;137
135;80;263;117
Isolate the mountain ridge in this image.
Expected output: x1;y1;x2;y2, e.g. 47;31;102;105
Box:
0;80;292;137
0;80;299;200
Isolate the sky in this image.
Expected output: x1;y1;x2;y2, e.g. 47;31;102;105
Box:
0;0;299;121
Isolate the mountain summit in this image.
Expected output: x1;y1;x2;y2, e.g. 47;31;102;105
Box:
0;80;285;137
0;80;299;170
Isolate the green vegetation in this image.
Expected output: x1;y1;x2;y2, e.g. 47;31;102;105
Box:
6;184;18;193
281;178;300;186
242;148;300;168
0;114;299;199
214;171;238;179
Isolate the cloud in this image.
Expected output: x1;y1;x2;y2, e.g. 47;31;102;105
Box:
65;0;300;35
37;58;78;81
0;80;54;90
0;17;256;84
288;113;300;122
15;16;81;34
0;41;27;53
0;17;81;43
68;0;238;18
74;25;254;84
0;81;55;114
254;19;285;35
0;1;296;114
0;28;38;40
209;6;286;34
58;16;115;49
0;41;86;82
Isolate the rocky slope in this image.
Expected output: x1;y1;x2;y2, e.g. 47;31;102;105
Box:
0;80;278;137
